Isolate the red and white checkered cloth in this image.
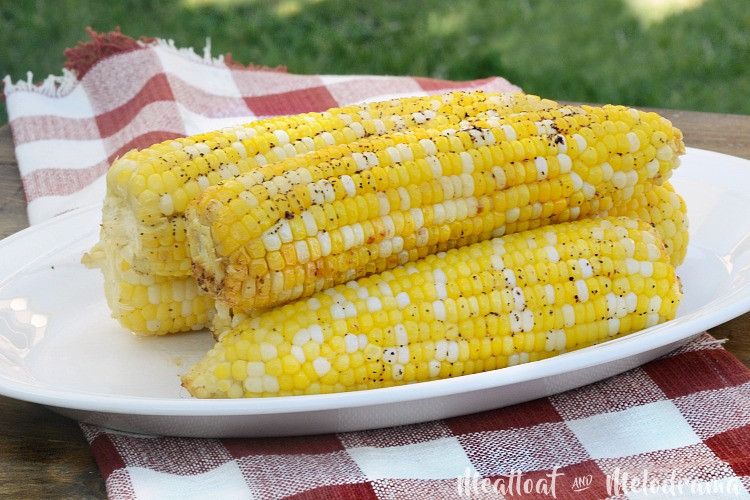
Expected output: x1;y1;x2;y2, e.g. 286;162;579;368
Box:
3;28;520;224
78;334;750;499
4;30;750;499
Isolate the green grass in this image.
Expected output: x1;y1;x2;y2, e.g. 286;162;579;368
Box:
3;0;749;125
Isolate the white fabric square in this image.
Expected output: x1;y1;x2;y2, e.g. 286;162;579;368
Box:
128;462;252;499
155;45;242;97
347;436;477;480
566;400;701;459
5;81;95;119
16;139;108;174
27;175;107;224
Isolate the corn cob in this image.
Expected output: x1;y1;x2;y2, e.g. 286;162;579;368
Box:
83;237;213;334
97;91;557;278
187;104;685;312
206;182;689;338
84;91;560;335
182;216;682;398
608;182;688;267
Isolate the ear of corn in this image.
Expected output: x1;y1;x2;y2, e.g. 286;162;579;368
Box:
187;104;685;312
98;91;557;278
607;182;688;267
83;237;214;335
182;216;682;398
206;181;689;339
84;91;687;338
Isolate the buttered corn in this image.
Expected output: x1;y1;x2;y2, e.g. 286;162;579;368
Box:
182;217;682;398
187;104;685;312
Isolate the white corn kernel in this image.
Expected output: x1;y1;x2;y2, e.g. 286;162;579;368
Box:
562;304;576;327
309;324;324;343
260;343;277;361
291;346;306;363
433;300;446;321
435;340;448;361
627;132;640;153
313;357;331;377
446;341;459;363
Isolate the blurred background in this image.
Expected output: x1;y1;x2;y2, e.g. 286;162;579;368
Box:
2;0;749;125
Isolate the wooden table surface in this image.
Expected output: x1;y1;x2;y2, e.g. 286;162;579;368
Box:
1;108;750;498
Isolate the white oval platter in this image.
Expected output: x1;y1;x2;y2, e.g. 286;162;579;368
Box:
0;147;749;437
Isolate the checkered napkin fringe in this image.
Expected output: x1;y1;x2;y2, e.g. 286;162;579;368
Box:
79;333;750;500
5;29;750;500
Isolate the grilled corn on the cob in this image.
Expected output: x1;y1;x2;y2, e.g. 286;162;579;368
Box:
182;216;682;398
207;181;688;337
187;104;684;312
97;91;557;277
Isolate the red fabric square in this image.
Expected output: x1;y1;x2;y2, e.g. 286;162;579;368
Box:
325;77;422;106
444;398;562;435
705;424;750;476
22;160;110;201
238;451;367;497
643;349;750;399
458;422;590;475
10;115;100;144
221;434;344;457
95;73;175;138
285;482;377;500
89;433;126;480
244;86;339;116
